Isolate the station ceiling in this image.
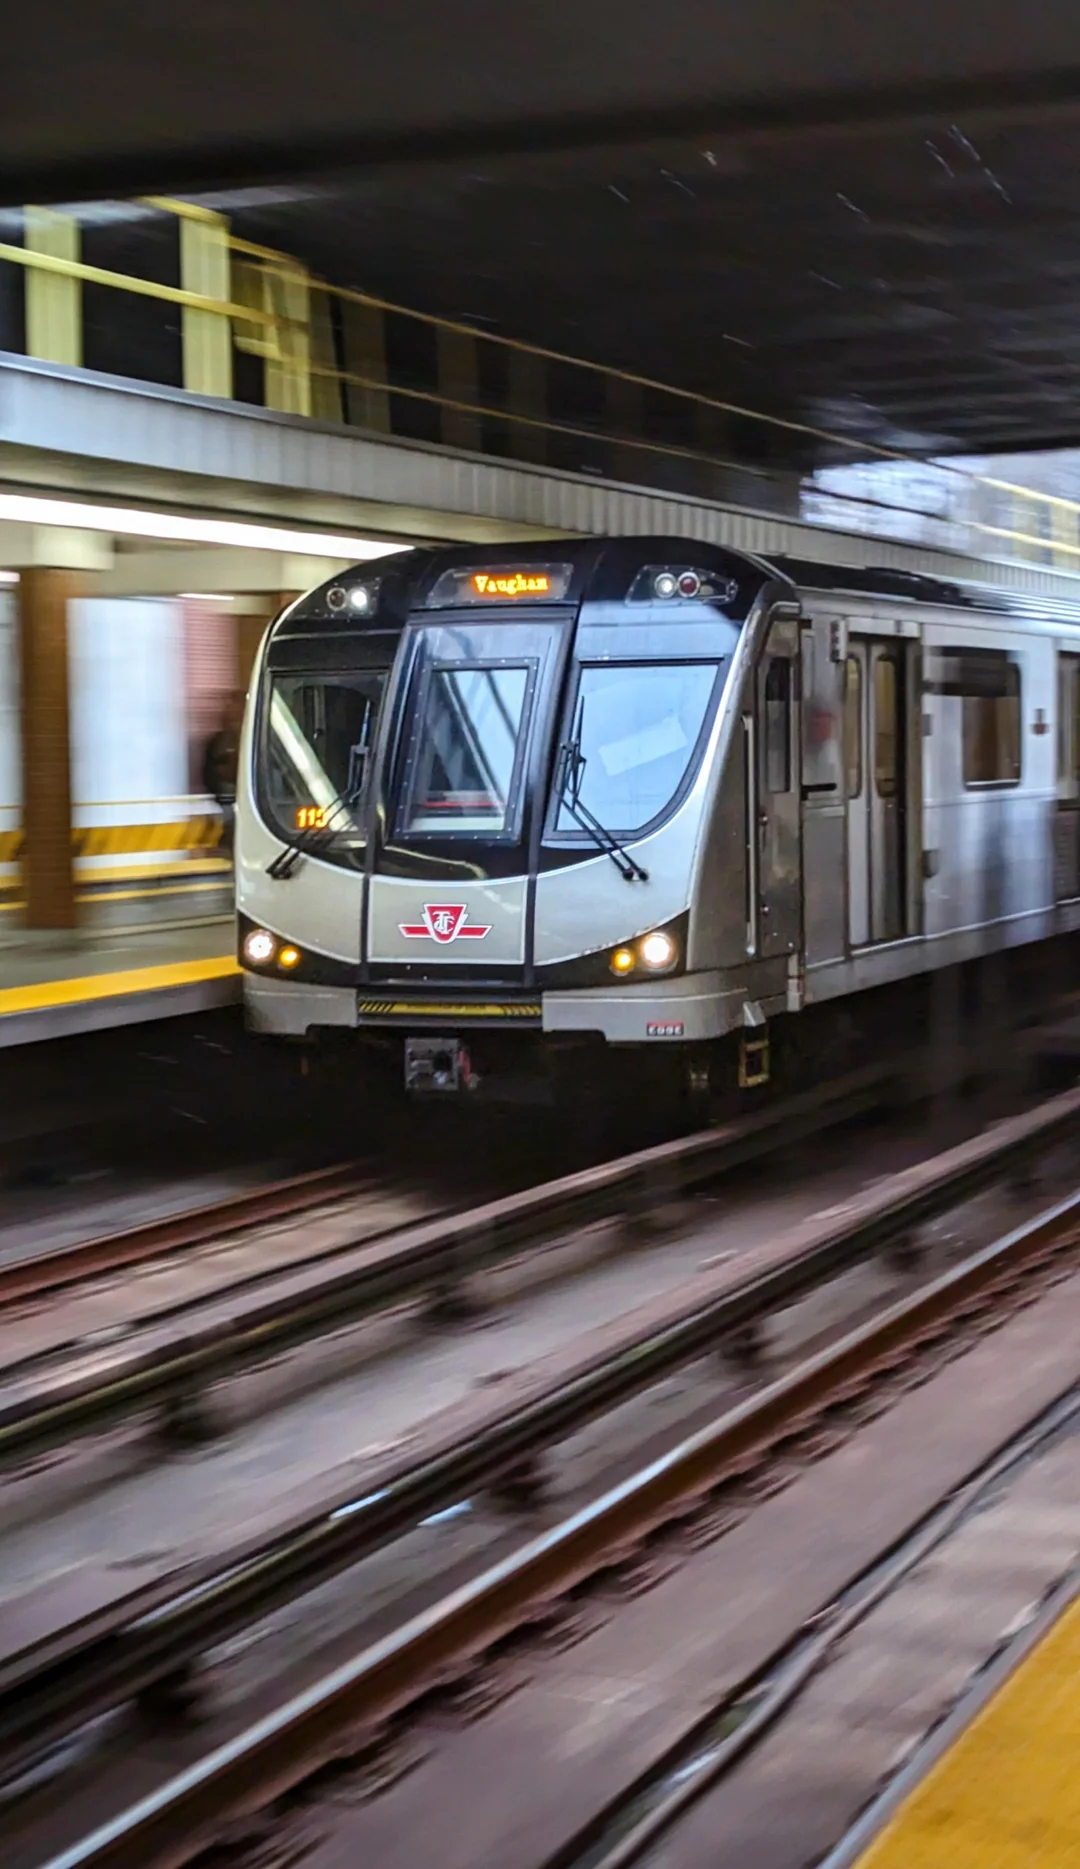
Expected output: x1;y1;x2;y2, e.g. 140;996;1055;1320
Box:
11;2;1080;463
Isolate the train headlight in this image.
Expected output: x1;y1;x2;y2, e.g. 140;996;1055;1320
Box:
244;929;275;964
610;946;636;976
640;930;677;971
278;946;301;969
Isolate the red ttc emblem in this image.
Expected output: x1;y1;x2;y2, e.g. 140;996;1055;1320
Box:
399;903;492;943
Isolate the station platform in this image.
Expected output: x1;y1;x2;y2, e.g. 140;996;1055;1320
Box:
0;922;239;1047
846;1574;1080;1869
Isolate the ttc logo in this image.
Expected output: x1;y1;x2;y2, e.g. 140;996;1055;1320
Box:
399;903;492;944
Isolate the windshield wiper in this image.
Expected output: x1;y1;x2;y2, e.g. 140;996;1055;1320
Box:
267;715;374;880
555;720;648;884
266;795;351;879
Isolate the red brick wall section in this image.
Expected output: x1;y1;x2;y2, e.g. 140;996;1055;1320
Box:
182;600;238;792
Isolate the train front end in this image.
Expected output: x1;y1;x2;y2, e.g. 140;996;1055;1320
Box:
236;537;785;1099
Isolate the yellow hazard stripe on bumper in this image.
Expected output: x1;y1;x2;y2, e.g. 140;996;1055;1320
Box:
0;956;240;1016
357;1000;542;1018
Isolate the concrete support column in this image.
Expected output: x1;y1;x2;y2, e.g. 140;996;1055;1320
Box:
341;301;391;433
605;376;644;483
437;327;482;452
24;207;81;368
18;569;78;929
506;348;548;464
179;209;233;400
309;287;343;424
694;401;734;498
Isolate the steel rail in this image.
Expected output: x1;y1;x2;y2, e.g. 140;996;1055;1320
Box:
0;1063;894;1467
30;1183;1080;1869
0;1161;377;1310
3;1083;1079;1804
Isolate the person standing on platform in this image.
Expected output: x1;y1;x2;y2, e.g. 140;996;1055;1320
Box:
202;691;244;866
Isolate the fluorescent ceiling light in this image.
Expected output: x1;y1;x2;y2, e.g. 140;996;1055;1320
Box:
0;492;406;560
179;592;236;602
0;570;18;584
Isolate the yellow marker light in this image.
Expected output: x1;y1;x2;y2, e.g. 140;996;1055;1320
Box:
243;929;275;964
610;947;636;976
278;946;301;970
640;931;677;971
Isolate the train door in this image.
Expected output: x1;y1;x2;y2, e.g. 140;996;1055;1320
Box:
1055;653;1080;901
845;639;909;945
752;613;801;958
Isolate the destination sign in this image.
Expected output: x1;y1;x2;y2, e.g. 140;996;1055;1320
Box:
426;563;573;607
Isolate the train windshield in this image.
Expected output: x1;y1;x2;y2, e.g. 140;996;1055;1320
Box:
394;619;561;843
262;669;388;845
400;664;532;834
554;661;721;835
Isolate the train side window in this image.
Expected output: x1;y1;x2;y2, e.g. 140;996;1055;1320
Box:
930;649;1021;787
843;656;862;797
1073;663;1080;779
874;656;899;799
764;657;790;792
963;659;1020;787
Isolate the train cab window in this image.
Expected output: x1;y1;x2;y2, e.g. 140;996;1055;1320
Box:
843;656;862;797
399;663;532;835
874;656;899;799
262;668;387;846
554;661;719;835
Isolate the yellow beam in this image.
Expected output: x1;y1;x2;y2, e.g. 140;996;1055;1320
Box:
179;211;233;399
24;207;81;368
0;240;285;332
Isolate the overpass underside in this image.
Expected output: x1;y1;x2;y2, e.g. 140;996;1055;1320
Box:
9;3;1080;460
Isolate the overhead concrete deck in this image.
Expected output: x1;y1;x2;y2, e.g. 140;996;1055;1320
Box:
4;354;1080;605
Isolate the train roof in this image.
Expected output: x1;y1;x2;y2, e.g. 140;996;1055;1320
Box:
771;554;1080;625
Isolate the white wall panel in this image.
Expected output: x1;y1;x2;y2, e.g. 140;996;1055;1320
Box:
69;597;187;828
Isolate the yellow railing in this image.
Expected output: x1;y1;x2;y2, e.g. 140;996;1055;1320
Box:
2;197;1080;573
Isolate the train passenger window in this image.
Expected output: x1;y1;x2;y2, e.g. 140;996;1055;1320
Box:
763;658;791;793
554;661;719;834
930;649;1022;786
874;657;899;799
843;656;862;797
961;657;1021;787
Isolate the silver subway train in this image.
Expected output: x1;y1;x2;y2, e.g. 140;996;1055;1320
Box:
235;536;1080;1097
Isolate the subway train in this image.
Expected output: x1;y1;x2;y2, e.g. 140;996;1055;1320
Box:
234;534;1080;1102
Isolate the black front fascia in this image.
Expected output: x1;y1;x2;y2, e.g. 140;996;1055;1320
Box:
536;910;691;989
237;909;360;986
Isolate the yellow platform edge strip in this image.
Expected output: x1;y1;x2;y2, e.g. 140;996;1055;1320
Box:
856;1588;1080;1868
0;956;241;1016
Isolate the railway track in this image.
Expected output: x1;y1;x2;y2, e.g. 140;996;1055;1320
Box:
4;1085;1080;1867
0;1161;379;1310
0;1060;897;1467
